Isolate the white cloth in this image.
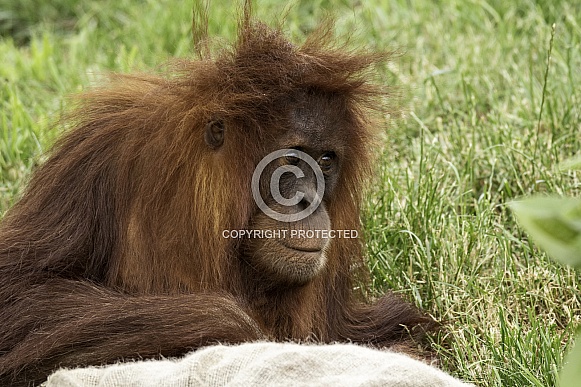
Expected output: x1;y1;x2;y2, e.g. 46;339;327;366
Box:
45;342;473;387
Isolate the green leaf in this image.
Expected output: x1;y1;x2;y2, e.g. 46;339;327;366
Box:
509;197;581;269
560;330;581;387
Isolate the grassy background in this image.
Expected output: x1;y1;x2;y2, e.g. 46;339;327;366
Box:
1;0;580;385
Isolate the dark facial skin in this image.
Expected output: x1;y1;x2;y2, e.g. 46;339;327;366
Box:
240;93;346;285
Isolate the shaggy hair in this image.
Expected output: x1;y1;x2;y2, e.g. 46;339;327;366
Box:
0;10;435;386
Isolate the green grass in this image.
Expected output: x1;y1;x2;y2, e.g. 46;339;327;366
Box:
1;0;580;386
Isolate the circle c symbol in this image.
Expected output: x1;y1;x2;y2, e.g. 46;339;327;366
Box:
251;149;325;223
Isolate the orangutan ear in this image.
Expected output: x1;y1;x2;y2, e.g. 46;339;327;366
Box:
204;120;225;149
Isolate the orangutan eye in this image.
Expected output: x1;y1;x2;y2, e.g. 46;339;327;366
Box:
318;152;336;173
284;149;301;165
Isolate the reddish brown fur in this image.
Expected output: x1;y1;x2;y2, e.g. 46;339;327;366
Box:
0;14;435;387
